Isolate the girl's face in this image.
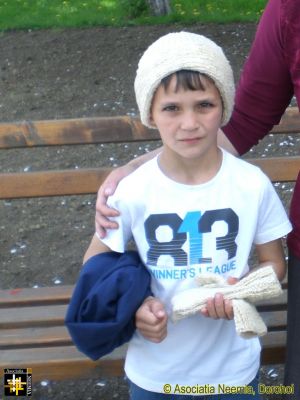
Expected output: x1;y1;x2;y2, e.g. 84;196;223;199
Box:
150;73;223;165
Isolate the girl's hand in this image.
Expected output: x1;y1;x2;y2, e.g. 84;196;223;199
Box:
135;297;168;343
200;276;238;320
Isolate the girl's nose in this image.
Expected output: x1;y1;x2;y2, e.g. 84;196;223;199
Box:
180;111;199;131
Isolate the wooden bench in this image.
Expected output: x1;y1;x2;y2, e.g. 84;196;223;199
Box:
0;108;299;383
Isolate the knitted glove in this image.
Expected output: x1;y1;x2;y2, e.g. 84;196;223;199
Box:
171;266;282;338
232;299;267;338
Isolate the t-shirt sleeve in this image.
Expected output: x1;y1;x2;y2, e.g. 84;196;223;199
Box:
254;174;292;244
98;191;133;253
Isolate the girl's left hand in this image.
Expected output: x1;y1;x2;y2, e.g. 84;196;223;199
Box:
200;276;238;320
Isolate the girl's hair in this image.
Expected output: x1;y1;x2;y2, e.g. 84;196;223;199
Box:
161;70;214;92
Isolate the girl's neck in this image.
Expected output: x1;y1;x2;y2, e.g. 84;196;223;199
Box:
158;147;223;185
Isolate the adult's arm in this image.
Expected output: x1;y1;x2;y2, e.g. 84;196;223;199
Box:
222;0;294;155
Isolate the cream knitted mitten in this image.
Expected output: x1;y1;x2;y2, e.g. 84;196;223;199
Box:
232;299;267;338
171;266;282;338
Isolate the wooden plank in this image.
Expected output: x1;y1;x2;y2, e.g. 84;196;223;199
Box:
271;106;300;133
261;346;286;365
1;315;285;350
0;326;71;349
249;156;300;182
260;330;286;348
260;310;286;329
1;156;299;199
0;304;67;329
0;340;285;381
0;117;159;149
0;167;111;199
0;285;73;308
0;345;126;381
0;107;298;149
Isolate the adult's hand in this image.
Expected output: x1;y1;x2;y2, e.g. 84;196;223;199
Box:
95;147;162;238
95;164;135;238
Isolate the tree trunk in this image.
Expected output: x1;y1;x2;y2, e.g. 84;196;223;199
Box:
147;0;171;16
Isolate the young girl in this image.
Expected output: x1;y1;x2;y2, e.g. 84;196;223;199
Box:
84;32;291;398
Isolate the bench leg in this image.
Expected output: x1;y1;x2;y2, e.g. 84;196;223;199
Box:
284;251;300;396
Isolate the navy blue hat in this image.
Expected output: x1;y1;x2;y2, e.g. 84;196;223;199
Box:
65;250;152;360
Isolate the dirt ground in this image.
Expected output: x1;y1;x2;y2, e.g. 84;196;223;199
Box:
0;23;297;399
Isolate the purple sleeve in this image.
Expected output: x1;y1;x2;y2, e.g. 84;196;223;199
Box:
223;0;294;155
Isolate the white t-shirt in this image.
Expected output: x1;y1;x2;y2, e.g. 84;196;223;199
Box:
100;149;292;393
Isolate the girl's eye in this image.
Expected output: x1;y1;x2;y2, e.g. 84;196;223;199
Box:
198;102;213;109
163;105;178;112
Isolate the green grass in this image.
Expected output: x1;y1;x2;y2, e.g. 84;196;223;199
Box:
165;0;268;24
0;0;268;31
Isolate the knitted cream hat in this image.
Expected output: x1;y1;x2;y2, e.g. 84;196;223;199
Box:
134;31;235;128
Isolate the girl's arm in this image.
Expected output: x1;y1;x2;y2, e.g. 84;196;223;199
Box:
83;233;112;264
254;238;287;282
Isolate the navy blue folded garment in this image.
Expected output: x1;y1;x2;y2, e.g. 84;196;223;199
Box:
65;250;152;360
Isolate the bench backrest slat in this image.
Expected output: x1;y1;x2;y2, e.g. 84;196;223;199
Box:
271;107;300;133
0;107;299;149
1;156;299;199
0;116;159;149
0;168;111;199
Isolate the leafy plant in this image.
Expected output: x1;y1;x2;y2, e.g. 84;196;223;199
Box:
120;0;149;19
